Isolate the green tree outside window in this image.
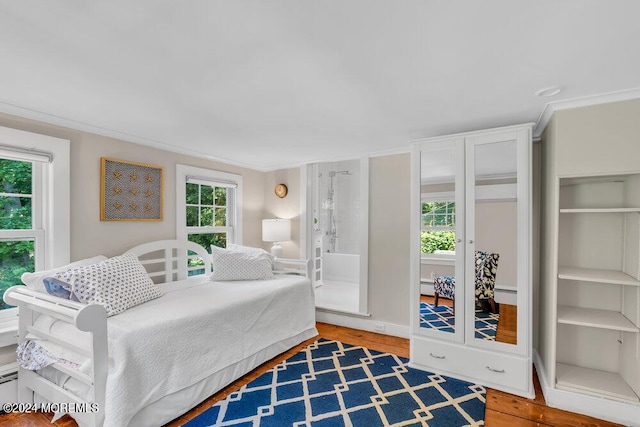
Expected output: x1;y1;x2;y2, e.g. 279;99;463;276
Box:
421;201;456;254
0;159;35;310
186;182;229;275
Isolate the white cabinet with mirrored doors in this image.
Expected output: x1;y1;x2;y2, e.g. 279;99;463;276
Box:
409;123;534;398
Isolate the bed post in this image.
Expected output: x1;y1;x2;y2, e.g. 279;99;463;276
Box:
16;303;34;404
76;304;107;426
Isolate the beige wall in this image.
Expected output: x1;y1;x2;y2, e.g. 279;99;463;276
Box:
555;98;640;176
368;154;411;326
475;202;517;288
0;112;265;259
262;168;302;259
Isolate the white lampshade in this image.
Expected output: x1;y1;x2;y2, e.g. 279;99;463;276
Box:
262;219;291;242
262;219;291;257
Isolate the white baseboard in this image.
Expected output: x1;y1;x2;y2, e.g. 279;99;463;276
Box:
316;310;410;339
494;288;517;305
533;349;640;426
532;349;551;403
420;283;434;295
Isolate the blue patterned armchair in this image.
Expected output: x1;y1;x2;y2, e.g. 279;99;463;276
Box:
433;251;499;313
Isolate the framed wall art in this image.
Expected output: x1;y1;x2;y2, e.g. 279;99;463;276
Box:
100;157;164;221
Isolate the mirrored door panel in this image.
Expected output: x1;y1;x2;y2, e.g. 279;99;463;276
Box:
419;143;463;336
469;138;519;346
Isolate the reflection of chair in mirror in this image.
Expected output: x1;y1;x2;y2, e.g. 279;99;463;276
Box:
433;275;455;308
433;251;499;313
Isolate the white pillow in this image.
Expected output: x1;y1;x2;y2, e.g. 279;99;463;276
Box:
225;243;269;255
210;246;274;281
54;252;163;317
21;255;108;293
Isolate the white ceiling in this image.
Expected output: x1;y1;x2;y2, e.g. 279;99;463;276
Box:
1;1;639;171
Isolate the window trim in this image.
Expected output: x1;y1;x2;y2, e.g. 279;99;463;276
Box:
176;164;243;245
0;126;70;323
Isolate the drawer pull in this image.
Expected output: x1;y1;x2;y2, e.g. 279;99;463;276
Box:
486;366;505;373
429;353;445;359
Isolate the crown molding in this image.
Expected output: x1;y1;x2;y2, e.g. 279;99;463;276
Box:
534;87;640;139
368;146;411;158
0;100;271;172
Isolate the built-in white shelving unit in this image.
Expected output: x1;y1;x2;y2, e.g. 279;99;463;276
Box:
557;305;639;332
312;232;323;286
560;207;640;214
558;267;640;286
536;100;640;425
553;175;640;408
556;363;639;403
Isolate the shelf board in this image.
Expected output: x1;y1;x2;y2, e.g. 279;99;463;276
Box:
556;363;639;403
559;207;640;213
557;305;639;332
558;267;640;286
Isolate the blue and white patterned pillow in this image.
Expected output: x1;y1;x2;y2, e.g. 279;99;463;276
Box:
210;246;274;281
42;277;80;302
54;252;163;317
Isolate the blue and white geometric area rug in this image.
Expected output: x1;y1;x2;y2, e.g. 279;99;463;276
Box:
183;339;486;427
419;303;499;341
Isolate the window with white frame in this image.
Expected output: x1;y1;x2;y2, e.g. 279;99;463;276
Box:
0;127;70;322
176;164;242;257
421;194;456;259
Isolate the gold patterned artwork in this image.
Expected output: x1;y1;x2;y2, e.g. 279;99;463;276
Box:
100;158;164;221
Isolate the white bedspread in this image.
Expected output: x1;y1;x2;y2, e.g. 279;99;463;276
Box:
33;274;317;427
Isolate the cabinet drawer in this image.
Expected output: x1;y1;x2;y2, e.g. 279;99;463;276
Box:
411;336;465;376
411;336;531;396
463;348;530;392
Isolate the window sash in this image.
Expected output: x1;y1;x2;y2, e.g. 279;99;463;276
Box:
176;164;242;246
0;144;53;163
420;198;456;258
0;233;45;269
186;176;237;188
186;186;233;228
186;226;233;235
0;157;44;315
421;225;455;232
0;128;70;325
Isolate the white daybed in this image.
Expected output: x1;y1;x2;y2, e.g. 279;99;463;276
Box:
3;240;317;427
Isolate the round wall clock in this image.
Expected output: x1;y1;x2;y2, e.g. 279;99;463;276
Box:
274;183;288;198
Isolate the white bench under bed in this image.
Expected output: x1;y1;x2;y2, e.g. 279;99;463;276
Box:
3;240;317;427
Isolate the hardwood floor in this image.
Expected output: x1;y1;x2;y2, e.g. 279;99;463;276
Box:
0;322;623;427
495;303;517;345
